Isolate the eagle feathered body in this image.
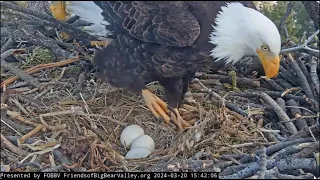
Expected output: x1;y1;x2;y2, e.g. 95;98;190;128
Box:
93;1;256;108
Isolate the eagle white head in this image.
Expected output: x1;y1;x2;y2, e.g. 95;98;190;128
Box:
209;2;281;79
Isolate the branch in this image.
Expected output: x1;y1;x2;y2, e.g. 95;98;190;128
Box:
286;53;314;100
257;147;267;179
254;92;298;134
0;30;14;53
193;78;248;117
278;2;294;39
309;57;320;95
280;30;320;56
1;49;40;88
220;157;317;179
301;1;320;30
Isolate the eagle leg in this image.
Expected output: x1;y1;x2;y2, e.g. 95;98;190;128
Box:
160;75;197;130
175;73;198;127
49;1;70;40
49;1;109;47
141;89;171;125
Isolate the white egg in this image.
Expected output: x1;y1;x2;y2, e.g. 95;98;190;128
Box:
120;125;144;148
125;147;151;159
131;135;155;152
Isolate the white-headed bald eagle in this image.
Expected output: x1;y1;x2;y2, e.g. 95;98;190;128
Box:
49;1;281;130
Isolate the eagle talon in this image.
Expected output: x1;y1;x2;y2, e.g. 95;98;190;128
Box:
170;108;193;130
142;89;171;124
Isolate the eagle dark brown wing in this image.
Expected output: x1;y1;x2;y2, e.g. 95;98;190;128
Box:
99;1;201;47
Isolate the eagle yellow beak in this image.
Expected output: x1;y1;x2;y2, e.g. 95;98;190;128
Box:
256;49;280;79
49;1;67;21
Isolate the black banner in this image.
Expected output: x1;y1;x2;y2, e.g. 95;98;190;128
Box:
0;172;219;179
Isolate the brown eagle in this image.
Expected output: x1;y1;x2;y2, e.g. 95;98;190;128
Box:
49;1;281;130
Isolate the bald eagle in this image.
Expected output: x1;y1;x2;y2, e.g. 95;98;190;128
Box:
49;1;281;130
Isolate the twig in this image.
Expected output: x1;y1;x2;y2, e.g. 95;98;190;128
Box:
220;158;316;179
146;159;216;172
255;92;298;134
269;143;303;160
17;124;45;145
280;30;319;56
281;87;301;97
278;2;293;38
12;162;43;171
1;49;40;88
296;57;314;85
302;1;320;30
228;91;318;108
286;53;314;100
1;133;27;155
1;56;80;89
264;137;314;156
41;165;63;172
5;135;37;145
22;31;71;58
238;137;314;164
276;98;286;112
193;78;247;116
1;32;14;53
6;110;40;127
220;163;248;176
286;99;308;131
292;142;319;159
33;86;52;100
195;73;260;88
53;149;71;165
277;173;315;179
9;98;29;116
1;116;32;134
20;144;61;164
257;147;267;179
264;79;284;91
278;66;298;87
274;78;292;90
34;32;87;56
310;57;320;95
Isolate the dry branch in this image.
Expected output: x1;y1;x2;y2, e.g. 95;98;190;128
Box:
257;147;267;179
278;2;293;38
1;27;14;53
281;30;319;56
195;73;260;88
1;49;40;88
193;78;247;116
1;134;27;156
286;99;308;131
309;57;320;95
286;53;314;100
285;124;319;141
238;137;315;165
220;157;316;179
1;56;80;89
302;1;320;30
255;92;298;134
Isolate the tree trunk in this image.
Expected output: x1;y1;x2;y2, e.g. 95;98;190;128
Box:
301;1;320;42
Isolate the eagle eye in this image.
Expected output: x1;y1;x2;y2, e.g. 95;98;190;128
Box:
261;44;269;51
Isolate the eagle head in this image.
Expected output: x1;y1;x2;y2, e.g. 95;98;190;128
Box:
209;2;281;79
